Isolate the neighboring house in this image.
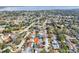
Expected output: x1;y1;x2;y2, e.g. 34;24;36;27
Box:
52;39;60;50
76;44;79;49
52;35;60;50
76;34;79;40
1;34;12;43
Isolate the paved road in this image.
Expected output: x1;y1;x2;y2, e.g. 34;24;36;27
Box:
42;20;47;28
19;22;35;34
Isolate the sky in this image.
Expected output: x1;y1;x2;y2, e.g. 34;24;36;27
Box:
0;6;79;11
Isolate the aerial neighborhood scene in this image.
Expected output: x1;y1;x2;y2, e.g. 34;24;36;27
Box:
0;6;79;53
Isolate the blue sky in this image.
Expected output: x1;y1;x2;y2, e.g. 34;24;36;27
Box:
0;6;79;11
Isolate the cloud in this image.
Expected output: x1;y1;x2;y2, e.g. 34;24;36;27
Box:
0;6;79;11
